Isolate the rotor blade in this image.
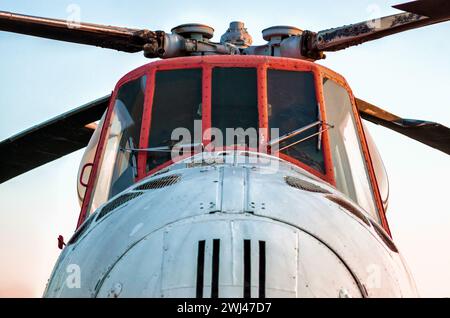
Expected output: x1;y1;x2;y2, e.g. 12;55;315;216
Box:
0;95;110;184
0;11;155;52
312;0;450;53
356;98;450;155
393;0;450;20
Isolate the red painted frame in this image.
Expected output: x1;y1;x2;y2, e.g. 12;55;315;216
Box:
77;64;149;228
78;55;388;235
136;56;335;186
138;62;206;177
262;61;335;185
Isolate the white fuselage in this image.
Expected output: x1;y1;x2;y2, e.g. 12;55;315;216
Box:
44;151;417;298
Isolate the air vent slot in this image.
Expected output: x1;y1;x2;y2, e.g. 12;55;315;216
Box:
195;239;266;298
195;239;221;298
285;176;330;194
243;240;266;298
196;240;206;298
243;239;251;298
259;241;266;298
96;192;143;221
67;215;95;245
211;239;220;298
134;174;181;190
326;195;370;226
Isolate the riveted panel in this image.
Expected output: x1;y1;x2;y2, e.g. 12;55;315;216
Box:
220;166;250;213
95;229;165;297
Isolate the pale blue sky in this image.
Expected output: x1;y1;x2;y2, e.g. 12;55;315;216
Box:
0;0;449;297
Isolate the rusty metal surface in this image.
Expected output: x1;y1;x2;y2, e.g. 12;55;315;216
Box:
313;12;432;53
308;0;450;54
0;11;155;52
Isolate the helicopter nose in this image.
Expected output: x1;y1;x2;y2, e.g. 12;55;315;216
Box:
95;214;363;298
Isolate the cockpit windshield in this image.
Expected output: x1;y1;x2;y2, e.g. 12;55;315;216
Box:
144;67;325;174
267;70;325;174
147;69;202;172
79;58;383;227
322;78;379;220
211;67;259;148
87;75;146;213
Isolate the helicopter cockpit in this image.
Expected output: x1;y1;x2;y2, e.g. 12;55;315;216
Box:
3;1;450;297
77;56;389;229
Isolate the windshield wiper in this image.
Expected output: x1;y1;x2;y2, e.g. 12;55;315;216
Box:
120;142;204;153
268;121;334;152
126;137;138;177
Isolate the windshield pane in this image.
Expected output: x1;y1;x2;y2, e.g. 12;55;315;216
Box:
363;122;389;210
147;69;202;172
267;70;324;174
212;67;258;147
322;78;378;221
88;76;146;213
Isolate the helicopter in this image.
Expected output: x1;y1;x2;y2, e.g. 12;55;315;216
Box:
0;0;449;298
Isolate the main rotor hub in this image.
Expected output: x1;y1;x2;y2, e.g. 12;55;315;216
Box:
171;23;214;41
220;21;253;47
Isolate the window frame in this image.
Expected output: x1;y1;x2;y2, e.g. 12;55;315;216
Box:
210;66;260;150
318;69;390;235
138;62;336;185
144;67;204;174
78;56;389;234
78;66;150;228
79;59;339;228
265;66;334;184
140;63;269;179
138;65;207;177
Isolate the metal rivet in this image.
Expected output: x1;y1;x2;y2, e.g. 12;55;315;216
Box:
107;283;122;298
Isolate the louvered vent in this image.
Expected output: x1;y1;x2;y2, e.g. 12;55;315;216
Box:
96;192;144;221
134;174;181;190
284;176;330;194
195;239;266;298
68;215;95;245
